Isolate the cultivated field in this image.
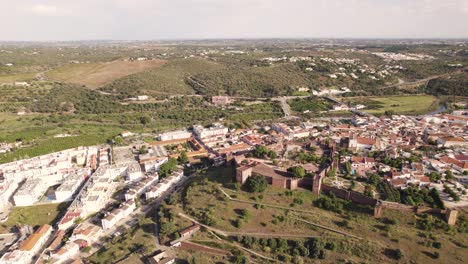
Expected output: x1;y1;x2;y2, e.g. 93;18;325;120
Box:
346;95;438;115
47;60;166;89
0;73;37;84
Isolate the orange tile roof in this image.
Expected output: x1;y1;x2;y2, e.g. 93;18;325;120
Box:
351;156;375;164
19;224;51;251
356;137;376;145
19;234;42;251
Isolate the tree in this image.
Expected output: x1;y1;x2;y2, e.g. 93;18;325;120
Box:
428;172;442;182
268;238;277;249
253;145;269;158
267;150;277;159
395;249;403;260
445;170;454;181
140;115;152;125
344;162;352;175
326;168;336;177
178;151;188;164
288;166;305;178
349;180;356;191
159;158;177;178
245;175;268;193
364;185;374;198
231;254;248;264
367;173;382;186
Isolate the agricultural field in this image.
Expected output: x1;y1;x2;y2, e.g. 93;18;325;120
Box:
345;95;438;115
161;166;468;264
0;73;37;84
46;60;166;89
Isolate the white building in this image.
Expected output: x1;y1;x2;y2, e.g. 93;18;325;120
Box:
145;171;183;200
13;179;44;206
193;123;228;139
143;157;168;173
54;173;86;202
101;201;136;230
137;95;149;101
124;174;159;201
158;130;192;141
49;242;80;264
125;162;143;181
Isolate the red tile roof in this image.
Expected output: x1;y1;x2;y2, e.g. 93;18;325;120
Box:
356;137;376;145
351;156;375;164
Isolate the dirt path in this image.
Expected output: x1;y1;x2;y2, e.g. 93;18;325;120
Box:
218;187;363;240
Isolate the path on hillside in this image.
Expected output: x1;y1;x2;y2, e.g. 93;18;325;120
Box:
217;187;363;239
178;213;277;262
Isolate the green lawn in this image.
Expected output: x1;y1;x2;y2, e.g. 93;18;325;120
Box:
1;203;69;232
348;95;438;115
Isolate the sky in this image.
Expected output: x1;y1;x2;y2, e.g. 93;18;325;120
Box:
1;0;467;41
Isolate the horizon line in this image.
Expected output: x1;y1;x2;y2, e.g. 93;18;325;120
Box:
1;37;468;43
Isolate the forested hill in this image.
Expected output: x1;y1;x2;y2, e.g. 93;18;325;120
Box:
425;71;468;97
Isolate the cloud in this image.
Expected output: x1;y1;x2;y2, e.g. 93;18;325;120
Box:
29;4;60;16
0;0;466;40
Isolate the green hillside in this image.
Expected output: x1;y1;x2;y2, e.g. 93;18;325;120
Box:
190;63;311;97
101;58;224;97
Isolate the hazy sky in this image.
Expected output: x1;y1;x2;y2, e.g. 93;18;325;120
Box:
1;0;467;41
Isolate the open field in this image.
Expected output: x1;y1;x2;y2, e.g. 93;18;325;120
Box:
346;95;438;115
0;73;37;84
47;60;166;89
0;203;69;233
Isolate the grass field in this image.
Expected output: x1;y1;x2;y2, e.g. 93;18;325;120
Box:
0;203;69;232
347;95;438;115
0;73;37;84
47;60;166;89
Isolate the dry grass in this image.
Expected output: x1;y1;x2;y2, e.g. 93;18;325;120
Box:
177;167;468;263
0;73;37;84
47;60;166;89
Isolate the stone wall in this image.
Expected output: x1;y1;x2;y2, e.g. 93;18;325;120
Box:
311;162;459;225
321;184;378;206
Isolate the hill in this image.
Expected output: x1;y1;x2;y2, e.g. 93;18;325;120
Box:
424;72;468;96
101;58;224;97
189;63;311;97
